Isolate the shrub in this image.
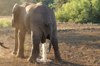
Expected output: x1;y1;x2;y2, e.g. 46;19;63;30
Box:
48;3;56;10
24;44;29;51
55;0;79;22
55;0;100;23
0;20;11;28
54;0;70;8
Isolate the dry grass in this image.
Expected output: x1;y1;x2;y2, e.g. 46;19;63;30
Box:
0;16;12;21
0;16;12;28
0;17;100;66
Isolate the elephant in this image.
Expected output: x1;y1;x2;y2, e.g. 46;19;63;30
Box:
0;42;8;49
11;2;61;63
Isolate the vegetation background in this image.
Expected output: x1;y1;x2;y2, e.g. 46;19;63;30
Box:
0;0;100;24
0;1;100;66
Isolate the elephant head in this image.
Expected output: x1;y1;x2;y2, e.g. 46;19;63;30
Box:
11;4;21;28
33;4;53;52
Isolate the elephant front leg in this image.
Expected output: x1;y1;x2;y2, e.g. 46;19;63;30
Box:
16;31;26;58
12;28;18;55
52;38;62;62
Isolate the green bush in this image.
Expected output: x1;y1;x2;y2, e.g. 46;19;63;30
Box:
24;44;29;51
55;0;100;23
0;20;11;28
54;0;70;8
48;3;56;10
91;0;100;23
55;0;79;22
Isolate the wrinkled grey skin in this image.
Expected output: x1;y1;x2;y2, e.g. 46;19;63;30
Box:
12;2;61;63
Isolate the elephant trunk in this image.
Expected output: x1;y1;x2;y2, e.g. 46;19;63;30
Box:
45;15;52;52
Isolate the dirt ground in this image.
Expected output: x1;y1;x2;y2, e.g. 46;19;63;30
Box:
0;22;100;66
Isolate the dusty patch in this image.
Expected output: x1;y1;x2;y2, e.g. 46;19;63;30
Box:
0;22;100;66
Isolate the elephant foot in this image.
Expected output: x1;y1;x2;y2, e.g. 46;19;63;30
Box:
55;57;62;62
11;51;17;55
16;54;24;58
27;57;36;63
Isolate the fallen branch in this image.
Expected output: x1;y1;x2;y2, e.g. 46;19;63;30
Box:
0;42;9;49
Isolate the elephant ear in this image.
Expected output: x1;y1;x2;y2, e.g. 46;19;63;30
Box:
12;4;21;27
34;6;43;14
12;4;19;13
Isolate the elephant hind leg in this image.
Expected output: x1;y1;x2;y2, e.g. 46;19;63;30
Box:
28;32;41;63
28;38;41;63
52;37;62;62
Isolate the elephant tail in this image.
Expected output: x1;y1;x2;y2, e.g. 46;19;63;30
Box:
48;22;52;52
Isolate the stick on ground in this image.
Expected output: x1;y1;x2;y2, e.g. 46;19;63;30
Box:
0;42;9;49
